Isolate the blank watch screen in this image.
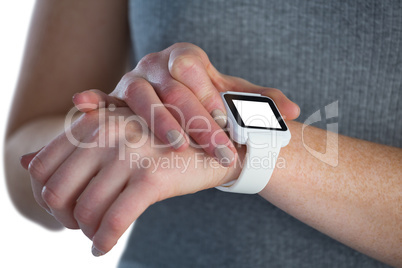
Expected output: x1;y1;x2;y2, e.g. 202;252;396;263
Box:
233;99;281;129
224;94;287;131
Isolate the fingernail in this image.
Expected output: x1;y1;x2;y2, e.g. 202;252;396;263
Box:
211;109;227;128
20;153;34;168
20;147;44;170
72;92;80;102
214;145;235;167
166;130;186;149
20;146;43;159
45;208;53;216
92;245;104;257
20;152;35;159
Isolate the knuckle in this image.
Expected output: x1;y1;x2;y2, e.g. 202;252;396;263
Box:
187;114;210;131
123;126;145;145
74;203;96;226
191;46;208;61
120;72;132;82
105;212;125;234
124;79;149;102
156;112;175;129
28;155;47;182
198;90;217;107
162;85;187;107
136;52;160;69
193;126;214;144
41;185;63;209
170;55;198;78
211;73;228;91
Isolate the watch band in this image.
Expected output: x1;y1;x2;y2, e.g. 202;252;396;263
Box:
216;132;281;194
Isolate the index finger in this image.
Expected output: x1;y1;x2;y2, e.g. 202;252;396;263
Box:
168;44;228;128
91;179;158;256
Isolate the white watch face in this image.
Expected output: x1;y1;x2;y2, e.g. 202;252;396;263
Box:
232;99;282;129
224;93;288;131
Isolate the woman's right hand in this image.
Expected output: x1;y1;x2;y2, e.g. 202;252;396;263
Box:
73;43;300;166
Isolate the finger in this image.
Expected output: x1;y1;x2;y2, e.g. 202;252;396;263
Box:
260;88;300;120
119;76;189;151
74;160;132;239
168;44;299;121
73;89;127;112
91;178;159;256
28;133;81;213
156;80;236;166
42;146;104;229
168;46;227;128
20;147;44;170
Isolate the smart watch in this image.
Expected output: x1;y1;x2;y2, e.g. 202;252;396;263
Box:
216;91;291;194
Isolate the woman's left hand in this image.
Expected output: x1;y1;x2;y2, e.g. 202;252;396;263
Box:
20;107;241;256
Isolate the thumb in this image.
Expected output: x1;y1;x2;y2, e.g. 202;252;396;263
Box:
72;89;127;113
259;87;300;121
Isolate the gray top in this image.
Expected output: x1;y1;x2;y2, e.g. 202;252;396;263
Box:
119;0;401;267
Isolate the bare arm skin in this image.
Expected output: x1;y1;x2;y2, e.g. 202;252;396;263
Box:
259;121;402;266
4;0;130;229
19;111;401;266
5;0;401;266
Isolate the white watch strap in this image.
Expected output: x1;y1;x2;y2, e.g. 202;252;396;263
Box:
216;132;281;194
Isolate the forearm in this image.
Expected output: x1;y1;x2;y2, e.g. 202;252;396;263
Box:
4;116;69;230
4;0;129;228
7;0;130;137
258;121;401;266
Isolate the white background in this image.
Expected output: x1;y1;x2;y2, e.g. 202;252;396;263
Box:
0;2;129;267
